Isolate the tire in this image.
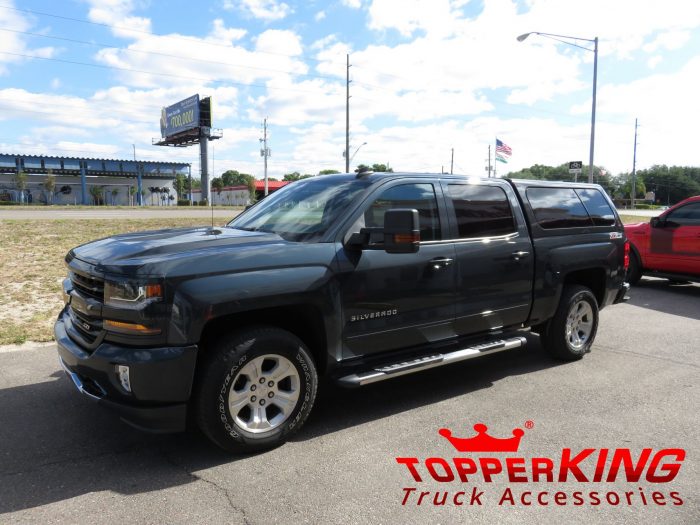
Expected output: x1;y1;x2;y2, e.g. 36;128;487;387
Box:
627;250;642;285
195;326;318;453
543;285;599;361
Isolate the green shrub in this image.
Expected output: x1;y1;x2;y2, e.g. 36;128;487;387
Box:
177;199;191;206
198;199;208;206
0;201;21;206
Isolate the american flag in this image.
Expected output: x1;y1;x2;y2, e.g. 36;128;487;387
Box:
496;138;512;157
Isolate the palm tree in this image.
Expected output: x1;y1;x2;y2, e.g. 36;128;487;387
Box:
111;188;119;205
13;171;27;204
89;185;104;206
43;174;56;205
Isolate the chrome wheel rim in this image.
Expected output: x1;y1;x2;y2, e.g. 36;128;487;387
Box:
227;354;300;434
565;300;594;350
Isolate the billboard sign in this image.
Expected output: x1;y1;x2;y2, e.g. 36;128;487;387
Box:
160;94;200;138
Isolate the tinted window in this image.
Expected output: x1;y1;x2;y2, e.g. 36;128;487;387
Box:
526;187;593;229
448;184;516;238
229;177;372;242
576;188;616;226
363;183;441;241
666;202;700;226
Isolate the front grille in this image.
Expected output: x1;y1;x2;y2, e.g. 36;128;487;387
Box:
69;307;102;344
71;272;104;301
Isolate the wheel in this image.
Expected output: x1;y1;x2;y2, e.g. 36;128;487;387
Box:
543;285;599;361
627;250;642;285
196;326;318;453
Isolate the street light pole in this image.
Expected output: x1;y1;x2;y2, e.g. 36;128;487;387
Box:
517;32;599;183
349;142;367;165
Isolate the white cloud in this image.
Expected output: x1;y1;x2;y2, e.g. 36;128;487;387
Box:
643;30;691;53
314;10;326;22
647;55;662;69
50;78;61;89
223;0;292;21
209;19;247;43
83;0;152;38
0;1;58;74
341;0;363;8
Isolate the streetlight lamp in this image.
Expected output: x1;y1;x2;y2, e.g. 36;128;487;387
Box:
517;31;598;183
343;142;368;167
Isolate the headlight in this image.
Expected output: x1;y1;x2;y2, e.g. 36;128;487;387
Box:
104;280;162;309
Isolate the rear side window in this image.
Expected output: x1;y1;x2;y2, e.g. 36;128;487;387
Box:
576;189;616;226
447;184;516;238
526;188;593;229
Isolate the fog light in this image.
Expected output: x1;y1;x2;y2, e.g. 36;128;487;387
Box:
116;365;131;393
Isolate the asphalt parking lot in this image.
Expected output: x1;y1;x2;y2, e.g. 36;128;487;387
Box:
1;279;698;524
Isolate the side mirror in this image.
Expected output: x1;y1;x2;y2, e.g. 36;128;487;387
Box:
384;209;420;254
650;217;664;228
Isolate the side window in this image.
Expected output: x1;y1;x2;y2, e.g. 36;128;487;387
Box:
666;202;700;226
363;183;441;241
526;187;593;229
576;188;616;226
447;184;516;238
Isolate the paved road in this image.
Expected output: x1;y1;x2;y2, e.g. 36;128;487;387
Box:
1;279;698;524
0;207;240;220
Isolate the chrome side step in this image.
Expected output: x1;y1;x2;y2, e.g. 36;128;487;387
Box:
338;336;527;387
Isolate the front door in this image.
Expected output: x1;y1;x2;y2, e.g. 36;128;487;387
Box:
337;181;457;358
649;202;700;274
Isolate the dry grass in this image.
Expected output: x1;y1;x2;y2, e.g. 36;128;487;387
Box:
0;218;222;345
0;214;644;345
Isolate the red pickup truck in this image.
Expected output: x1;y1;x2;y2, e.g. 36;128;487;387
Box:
625;195;700;284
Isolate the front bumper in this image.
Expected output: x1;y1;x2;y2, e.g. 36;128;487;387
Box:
55;310;198;433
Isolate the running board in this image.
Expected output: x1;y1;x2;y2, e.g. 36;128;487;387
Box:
338;336;527;387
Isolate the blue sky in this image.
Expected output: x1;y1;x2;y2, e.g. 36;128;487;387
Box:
0;0;699;180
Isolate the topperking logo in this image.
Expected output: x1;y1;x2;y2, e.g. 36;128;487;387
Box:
396;422;685;508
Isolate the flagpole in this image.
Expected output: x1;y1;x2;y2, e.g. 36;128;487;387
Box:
494;138;497;178
488;144;492;178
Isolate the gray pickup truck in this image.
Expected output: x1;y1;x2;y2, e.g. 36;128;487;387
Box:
56;172;630;452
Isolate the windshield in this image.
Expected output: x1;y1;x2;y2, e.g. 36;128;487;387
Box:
227;177;372;242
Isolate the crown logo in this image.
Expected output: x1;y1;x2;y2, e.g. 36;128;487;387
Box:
439;423;525;453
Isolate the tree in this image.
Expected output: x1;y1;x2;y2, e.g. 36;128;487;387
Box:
43;174;56;205
211;177;224;203
174;173;187;199
129;186;137;206
89;185;104;205
13;171;27;204
111;188;119;205
283;172;313;181
637;165;700;205
318;169;340;175
371;163;393;173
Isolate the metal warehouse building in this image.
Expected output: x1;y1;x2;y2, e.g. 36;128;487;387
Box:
0;153;191;205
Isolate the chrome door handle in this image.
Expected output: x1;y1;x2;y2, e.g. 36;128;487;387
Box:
430;257;454;269
511;251;530;261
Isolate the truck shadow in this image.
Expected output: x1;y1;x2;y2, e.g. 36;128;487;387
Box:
0;335;560;514
627;278;700;320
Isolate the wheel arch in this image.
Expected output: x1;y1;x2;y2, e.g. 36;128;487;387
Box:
198;304;328;375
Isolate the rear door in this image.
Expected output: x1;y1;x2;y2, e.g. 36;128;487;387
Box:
441;181;533;335
337;180;458;357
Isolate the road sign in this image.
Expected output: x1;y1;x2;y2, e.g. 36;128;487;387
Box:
568;161;583;172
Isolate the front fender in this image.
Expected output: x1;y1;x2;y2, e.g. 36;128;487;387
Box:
167;265;336;344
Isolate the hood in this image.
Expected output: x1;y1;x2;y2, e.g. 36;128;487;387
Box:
70;226;284;274
624;221;649;233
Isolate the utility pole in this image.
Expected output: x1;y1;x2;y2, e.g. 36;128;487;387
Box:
631;118;638;209
260;118;270;196
450;148;454;174
345;53;351;173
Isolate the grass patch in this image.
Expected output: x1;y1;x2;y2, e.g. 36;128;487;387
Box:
0;213;647;346
0;218;222;345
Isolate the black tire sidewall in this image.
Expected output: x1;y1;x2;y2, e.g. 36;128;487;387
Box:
627;250;642;284
546;286;599;360
197;328;318;453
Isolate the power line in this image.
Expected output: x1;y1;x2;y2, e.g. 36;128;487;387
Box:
0;3;331;62
0;26;344;84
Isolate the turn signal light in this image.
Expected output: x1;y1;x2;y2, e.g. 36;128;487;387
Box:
624;241;630;270
104;319;161;335
394;233;420;244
